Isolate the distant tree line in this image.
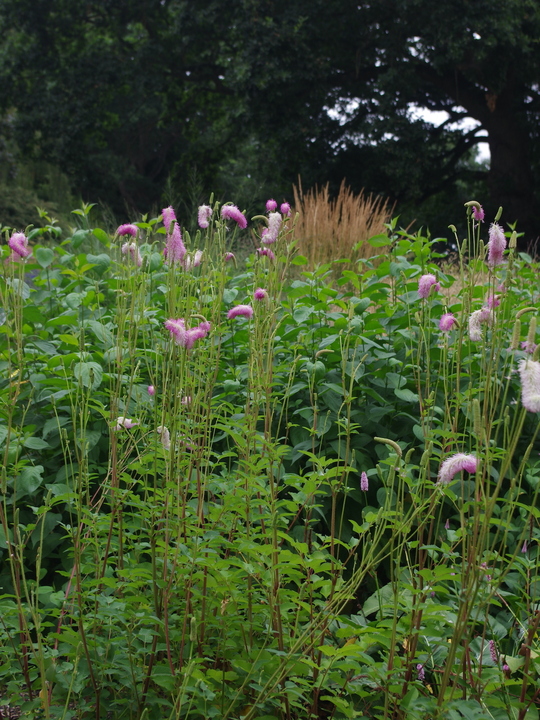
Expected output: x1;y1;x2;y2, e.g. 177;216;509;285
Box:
0;0;539;242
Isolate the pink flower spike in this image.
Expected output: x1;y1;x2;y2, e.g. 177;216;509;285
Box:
224;252;235;262
280;202;291;216
162;206;186;264
164;318;210;349
257;247;276;261
472;206;485;222
183;250;203;271
181;395;192;405
360;471;368;491
438;453;478;485
418;274;440;299
227;304;254;320
263;212;282;244
148;385;155;396
8;232;31;259
439;313;456;332
115;416;138;431
266;198;277;212
486;294;501;309
116;223;138;237
487;223;507;267
521;340;538;354
489;640;498;663
157;425;171;450
121;241;143;267
518;358;540;412
522;540;528;553
221;204;248;229
198;204;213;229
254;288;268;301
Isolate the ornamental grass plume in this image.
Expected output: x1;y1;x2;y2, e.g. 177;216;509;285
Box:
487;223;507;267
164;318;211;349
162;206;186;264
438;453;478;484
197;205;213;229
439;313;457;332
8;232;31;259
227;304;253;320
221;204;248;229
418;274;441;299
116;223;138;237
121;241;143;267
262;212;282;244
518;358;540;412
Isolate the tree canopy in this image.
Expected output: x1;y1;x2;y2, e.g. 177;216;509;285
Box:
1;0;539;240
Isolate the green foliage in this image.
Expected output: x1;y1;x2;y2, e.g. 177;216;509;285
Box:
0;201;539;719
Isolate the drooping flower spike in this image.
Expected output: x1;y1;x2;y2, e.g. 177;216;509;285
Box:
439;313;456;332
266;198;277;212
121;241;143;267
438;453;477;484
418;274;441;299
518;358;540;412
221;204;248;229
262;212;282;244
227;304;254;320
116;224;138;237
198;205;213;229
487;223;506;267
8;232;31;259
164;318;211;349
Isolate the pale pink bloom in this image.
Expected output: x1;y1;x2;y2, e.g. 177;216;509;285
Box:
479;306;493;324
472;206;484;222
489;640;498;663
164;318;210;349
8;232;31;259
445;519;450;530
227;304;253;320
468;310;484;341
257;247;276;261
198;204;213;229
522;540;528;553
254;288;268;301
221;204;247;229
360;471;368;491
487;223;506;266
266;199;277;212
162;206;186;264
157;425;171;450
438;453;478;484
280;202;291;216
486;294;500;309
518;358;540;412
116;223;138;237
148;385;155;396
521;340;538;354
224;252;235;262
121;241;143;267
115;417;138;430
418;274;441;299
183;250;203;270
263;212;282;244
439;313;456;332
181;395;192;405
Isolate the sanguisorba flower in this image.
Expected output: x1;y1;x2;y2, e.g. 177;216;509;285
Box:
487;223;507;267
439;313;457;332
360;471;369;491
266;198;277;212
263;212;282;244
472;205;485;222
468;308;492;341
280;202;291;216
254;288;268;301
518;358;540;412
224;252;236;262
183;250;203;271
121;241;143;267
257;247;276;261
162;206;186;264
116;223;138;237
418;274;441;299
8;232;31;259
221;204;248;229
157;425;171;451
115;417;138;430
198;205;213;229
438;453;478;484
164;318;211;349
148;385;155;396
227;304;254;320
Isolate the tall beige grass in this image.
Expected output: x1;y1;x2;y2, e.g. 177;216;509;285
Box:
292;178;393;268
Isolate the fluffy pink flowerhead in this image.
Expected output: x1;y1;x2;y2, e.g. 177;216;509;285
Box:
147;385;155;396
224;252;236;262
360;471;369;491
8;232;31;259
162;206;186;264
418;274;441;299
439;313;457;332
115;416;138;430
257;247;276;261
438;453;478;484
266;198;277;212
157;425;171;450
521;340;538;354
164;318;211;349
227;304;254;320
486;294;501;309
121;241;143;267
198;205;213;229
280;202;291;216
472;206;485;222
487;223;507;267
183;250;203;271
263;212;282;244
221;204;247;229
518;358;540;412
254;287;268;301
116;223;138;237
